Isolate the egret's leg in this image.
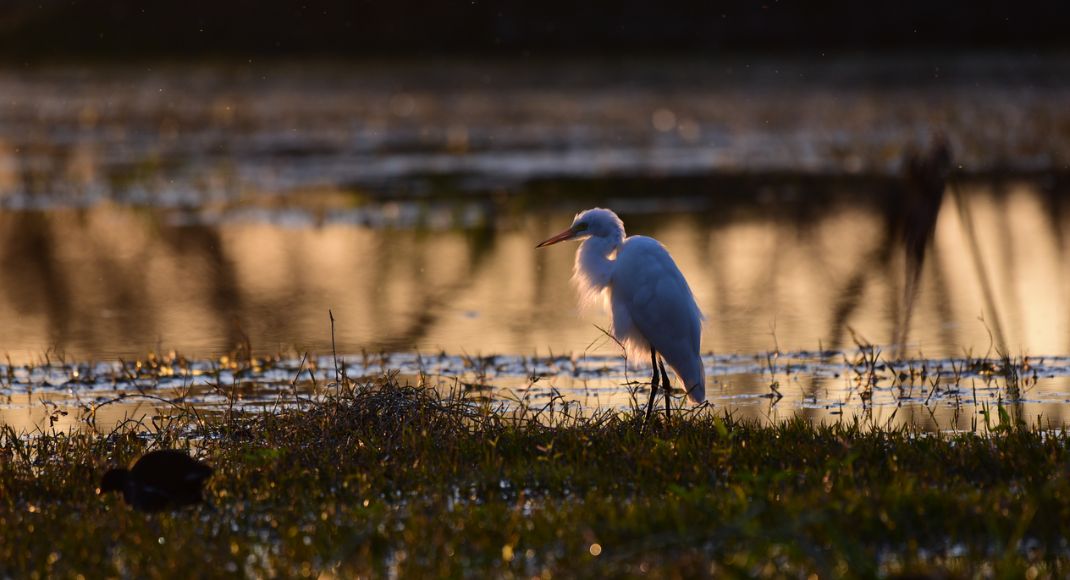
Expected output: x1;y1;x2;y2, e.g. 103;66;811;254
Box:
643;347;660;429
659;359;671;419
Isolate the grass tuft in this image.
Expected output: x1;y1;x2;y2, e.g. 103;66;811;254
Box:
3;376;1070;577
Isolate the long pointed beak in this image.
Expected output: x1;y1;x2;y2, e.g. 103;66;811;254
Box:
535;227;577;248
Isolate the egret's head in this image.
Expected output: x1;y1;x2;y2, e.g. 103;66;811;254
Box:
536;208;625;248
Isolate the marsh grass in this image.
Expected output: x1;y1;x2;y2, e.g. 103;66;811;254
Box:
3;375;1070;577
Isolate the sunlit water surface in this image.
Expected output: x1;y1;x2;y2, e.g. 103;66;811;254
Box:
3;181;1070;430
2;60;1070;429
4;351;1070;433
2;183;1068;362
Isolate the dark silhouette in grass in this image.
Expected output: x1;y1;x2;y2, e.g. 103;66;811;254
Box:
98;450;213;512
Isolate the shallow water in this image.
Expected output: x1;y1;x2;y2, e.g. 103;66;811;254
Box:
3;351;1069;433
1;59;1069;428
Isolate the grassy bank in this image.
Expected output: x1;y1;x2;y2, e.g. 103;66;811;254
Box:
2;377;1070;578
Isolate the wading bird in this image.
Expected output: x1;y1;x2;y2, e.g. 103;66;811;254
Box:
536;208;705;425
98;449;213;512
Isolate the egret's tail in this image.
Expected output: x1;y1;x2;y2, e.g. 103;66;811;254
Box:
666;355;705;405
685;381;706;405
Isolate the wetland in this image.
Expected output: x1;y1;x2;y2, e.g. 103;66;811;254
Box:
3;56;1070;576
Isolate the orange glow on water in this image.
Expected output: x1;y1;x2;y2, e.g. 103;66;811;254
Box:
0;182;1066;364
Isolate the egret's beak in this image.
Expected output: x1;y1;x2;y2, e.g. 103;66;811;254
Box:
535;227;577;248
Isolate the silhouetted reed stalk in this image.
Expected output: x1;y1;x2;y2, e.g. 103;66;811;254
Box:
892;136;951;357
949;177;1009;355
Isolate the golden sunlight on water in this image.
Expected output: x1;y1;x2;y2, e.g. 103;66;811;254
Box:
0;181;1067;364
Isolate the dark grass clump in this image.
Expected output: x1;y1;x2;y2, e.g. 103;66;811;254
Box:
4;377;1070;577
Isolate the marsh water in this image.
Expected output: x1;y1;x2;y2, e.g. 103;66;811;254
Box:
2;58;1070;430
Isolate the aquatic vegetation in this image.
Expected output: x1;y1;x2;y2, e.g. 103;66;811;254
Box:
3;343;1070;436
3;376;1070;577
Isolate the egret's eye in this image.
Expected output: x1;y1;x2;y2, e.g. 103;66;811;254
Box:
574;222;588;232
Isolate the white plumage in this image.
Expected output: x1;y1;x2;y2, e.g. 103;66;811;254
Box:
537;208;706;404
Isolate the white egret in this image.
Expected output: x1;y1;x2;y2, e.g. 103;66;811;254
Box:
536;208;705;423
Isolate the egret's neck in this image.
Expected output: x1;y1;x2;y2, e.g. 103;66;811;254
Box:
574;233;622;293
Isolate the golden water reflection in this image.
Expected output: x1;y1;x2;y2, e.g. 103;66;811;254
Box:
0;180;1067;364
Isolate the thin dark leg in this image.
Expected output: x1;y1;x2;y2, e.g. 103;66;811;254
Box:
659;359;671;420
643;347;659;431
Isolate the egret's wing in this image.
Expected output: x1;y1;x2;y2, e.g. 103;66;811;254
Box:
611;237;705;401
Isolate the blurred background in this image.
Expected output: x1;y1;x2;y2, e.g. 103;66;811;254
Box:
3;1;1069;56
1;1;1069;363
